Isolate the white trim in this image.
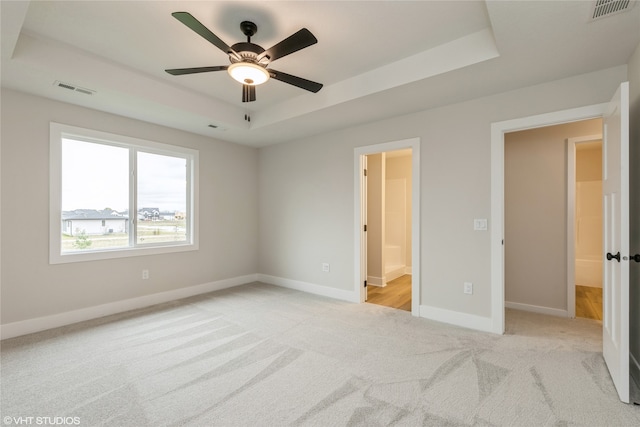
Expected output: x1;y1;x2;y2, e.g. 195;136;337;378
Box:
505;301;569;318
0;274;257;340
419;305;494;333
490;123;506;334
49;122;200;264
490;103;608;335
258;274;359;302
367;276;386;287
354;138;421;316
567;139;576;318
357;151;368;301
566;134;602;319
404;267;413;275
385;266;406;283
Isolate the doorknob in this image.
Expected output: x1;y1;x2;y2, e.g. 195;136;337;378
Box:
631;254;640;263
606;252;621;262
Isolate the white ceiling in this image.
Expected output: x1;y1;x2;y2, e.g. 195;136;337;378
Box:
2;1;639;147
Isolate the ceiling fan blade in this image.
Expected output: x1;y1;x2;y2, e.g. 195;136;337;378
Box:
242;85;256;102
269;69;323;93
172;12;238;58
257;28;317;62
165;65;228;75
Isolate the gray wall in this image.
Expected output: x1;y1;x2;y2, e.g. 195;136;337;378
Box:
504;119;601;311
0;59;634;334
258;65;627;319
628;42;640;384
0;89;259;324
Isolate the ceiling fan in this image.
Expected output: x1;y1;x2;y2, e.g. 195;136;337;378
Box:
165;12;323;103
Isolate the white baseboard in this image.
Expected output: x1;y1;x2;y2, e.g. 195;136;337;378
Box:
0;274;258;340
419;304;495;334
367;276;386;287
505;301;568;318
258;274;359;303
631;352;640;393
385;266;405;283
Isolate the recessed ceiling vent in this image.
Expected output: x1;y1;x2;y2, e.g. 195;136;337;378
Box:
53;81;96;96
590;0;635;21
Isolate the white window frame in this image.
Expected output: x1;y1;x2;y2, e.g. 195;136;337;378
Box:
50;122;199;264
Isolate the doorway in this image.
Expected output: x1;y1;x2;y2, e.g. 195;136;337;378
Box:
491;83;630;403
354;138;421;316
568;135;603;321
365;149;412;311
503;119;602;319
489;103;610;333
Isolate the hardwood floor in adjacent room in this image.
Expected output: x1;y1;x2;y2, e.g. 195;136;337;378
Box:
576;285;602;321
367;274;411;312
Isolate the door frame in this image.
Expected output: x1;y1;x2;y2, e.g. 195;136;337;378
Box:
354;137;421;316
490;103;608;334
566;134;602;319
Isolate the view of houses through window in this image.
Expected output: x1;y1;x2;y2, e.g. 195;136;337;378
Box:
61;137;188;253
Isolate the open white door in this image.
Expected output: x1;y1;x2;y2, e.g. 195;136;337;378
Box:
602;81;629;403
363;155;368;302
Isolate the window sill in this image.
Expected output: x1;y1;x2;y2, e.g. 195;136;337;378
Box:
49;241;198;264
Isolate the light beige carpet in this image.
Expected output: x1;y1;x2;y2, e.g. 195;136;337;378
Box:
1;282;639;426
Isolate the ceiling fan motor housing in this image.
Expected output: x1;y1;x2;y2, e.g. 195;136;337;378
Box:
228;42;269;65
227;41;270;86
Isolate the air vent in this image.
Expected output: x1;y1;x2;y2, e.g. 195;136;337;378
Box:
57;82;75;90
590;0;634;20
74;87;95;95
53;81;96;96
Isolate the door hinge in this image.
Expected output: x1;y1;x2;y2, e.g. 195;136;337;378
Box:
364;224;367;232
364;168;367;177
364;280;367;288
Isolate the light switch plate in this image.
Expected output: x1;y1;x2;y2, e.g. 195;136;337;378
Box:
464;282;473;294
474;219;488;231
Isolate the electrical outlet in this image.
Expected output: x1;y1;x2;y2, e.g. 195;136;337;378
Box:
142;269;149;280
322;263;330;272
464;282;473;294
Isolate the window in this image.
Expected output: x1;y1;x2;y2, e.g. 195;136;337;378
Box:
50;123;198;263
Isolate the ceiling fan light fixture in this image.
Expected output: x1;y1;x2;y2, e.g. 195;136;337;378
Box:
166;12;322;101
228;62;270;85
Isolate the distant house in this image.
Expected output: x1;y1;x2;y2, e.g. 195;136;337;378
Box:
62;209;128;236
138;207;160;221
138;207;179;221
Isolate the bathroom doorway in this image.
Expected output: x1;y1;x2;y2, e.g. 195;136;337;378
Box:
354;137;420;316
568;136;603;320
365;149;412;311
